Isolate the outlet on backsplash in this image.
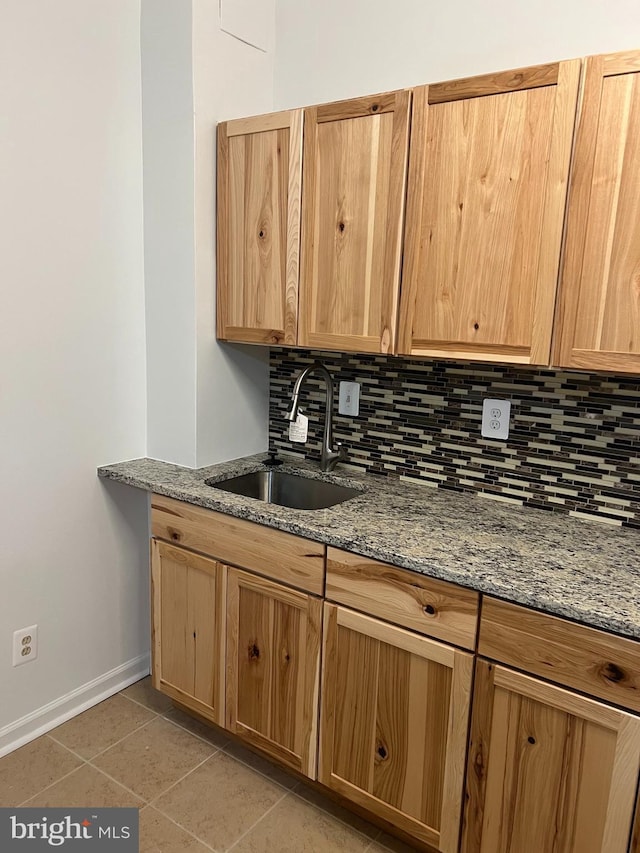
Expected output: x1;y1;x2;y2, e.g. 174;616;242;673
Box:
270;349;640;527
481;398;511;439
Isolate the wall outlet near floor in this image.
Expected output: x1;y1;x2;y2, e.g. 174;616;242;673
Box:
481;398;511;439
339;381;360;416
12;624;38;666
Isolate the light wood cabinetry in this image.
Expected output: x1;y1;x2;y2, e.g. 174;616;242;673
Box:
479;596;640;713
217;109;303;345
554;50;640;373
462;659;640;853
320;603;473;851
298;91;411;354
150;495;325;779
399;61;581;364
225;567;322;777
151;539;225;725
631;788;640;852
326;547;479;650
149;494;640;851
151;494;325;596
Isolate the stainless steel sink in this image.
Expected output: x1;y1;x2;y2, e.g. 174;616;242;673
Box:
205;470;361;510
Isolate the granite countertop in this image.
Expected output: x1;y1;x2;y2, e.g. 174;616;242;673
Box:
98;453;640;641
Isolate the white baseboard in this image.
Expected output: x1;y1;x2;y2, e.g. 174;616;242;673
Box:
0;653;151;758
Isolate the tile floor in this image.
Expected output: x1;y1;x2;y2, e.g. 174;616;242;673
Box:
0;677;418;852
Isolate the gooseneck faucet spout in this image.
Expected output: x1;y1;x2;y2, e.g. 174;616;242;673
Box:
286;362;347;472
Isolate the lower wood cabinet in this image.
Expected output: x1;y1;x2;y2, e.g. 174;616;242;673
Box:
225;567;322;778
149;508;640;853
150;539;225;725
462;659;640;853
319;603;473;852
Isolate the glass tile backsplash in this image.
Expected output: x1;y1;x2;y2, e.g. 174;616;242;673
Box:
269;349;640;527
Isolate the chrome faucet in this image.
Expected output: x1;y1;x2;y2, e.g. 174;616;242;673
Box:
285;362;347;472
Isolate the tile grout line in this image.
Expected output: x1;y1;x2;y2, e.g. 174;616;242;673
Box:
48;713;159;764
16;760;90;808
224;788;290;852
119;689;389;849
159;711;231;751
150;705;386;847
146;751;223;809
117;690;169;715
217;746;300;794
140;805;221;853
289;788;384;848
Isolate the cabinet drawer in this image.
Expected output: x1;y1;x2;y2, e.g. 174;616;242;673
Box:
479;597;640;713
151;495;325;595
326;547;479;649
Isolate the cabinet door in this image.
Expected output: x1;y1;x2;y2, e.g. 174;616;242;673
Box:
226;568;322;778
554;50;640;373
320;604;473;852
151;540;225;725
399;61;580;364
217;109;303;345
462;659;640;853
299;91;410;353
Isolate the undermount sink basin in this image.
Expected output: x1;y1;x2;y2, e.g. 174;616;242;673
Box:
206;470;361;510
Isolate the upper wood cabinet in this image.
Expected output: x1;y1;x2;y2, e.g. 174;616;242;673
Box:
462;659;640;853
151;539;225;726
554;50;640;373
217;110;303;345
320;603;473;851
299;92;411;353
399;61;581;364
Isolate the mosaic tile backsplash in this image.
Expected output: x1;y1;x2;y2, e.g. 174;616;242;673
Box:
269;349;640;527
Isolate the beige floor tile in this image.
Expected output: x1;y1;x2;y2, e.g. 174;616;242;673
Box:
0;736;83;806
122;677;173;714
231;793;372;853
163;707;229;749
24;764;142;808
139;806;212;853
223;740;298;790
92;717;215;802
294;782;380;840
153;752;284;850
49;694;155;759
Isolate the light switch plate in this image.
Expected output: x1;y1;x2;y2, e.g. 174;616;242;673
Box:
481;398;511;439
339;381;360;416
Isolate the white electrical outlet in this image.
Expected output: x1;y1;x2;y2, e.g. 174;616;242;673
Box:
481;398;511;439
338;381;360;416
12;624;38;667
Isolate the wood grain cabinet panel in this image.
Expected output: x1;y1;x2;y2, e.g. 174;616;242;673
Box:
299;92;411;353
631;786;640;853
462;660;640;853
151;494;325;596
326;547;478;650
320;604;473;851
479;596;640;713
151;540;225;725
399;61;581;364
217;110;303;345
225;568;322;778
554;50;640;373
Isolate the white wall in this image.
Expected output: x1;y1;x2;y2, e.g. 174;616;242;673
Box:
142;0;197;467
0;1;148;750
193;0;275;468
275;0;640;107
142;0;275;469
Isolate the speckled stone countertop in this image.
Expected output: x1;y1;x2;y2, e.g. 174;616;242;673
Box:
98;453;640;641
